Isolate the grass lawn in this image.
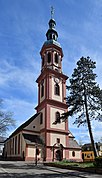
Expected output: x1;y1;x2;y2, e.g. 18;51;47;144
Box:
51;160;95;168
45;160;102;174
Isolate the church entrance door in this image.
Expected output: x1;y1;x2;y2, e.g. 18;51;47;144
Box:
56;149;62;161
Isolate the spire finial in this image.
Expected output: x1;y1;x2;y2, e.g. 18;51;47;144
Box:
51;6;54;19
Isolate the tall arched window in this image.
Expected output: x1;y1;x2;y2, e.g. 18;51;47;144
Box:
40;112;43;124
42;57;44;67
50;34;52;39
13;138;14;154
18;134;20;154
48;52;51;63
15;136;17;155
55;83;60;96
41;80;44;97
55;53;58;63
55;68;59;72
55;112;60;123
53;34;55;40
72;151;75;157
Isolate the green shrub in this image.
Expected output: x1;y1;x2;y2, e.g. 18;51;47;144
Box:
94;157;102;168
62;159;76;163
62;159;70;163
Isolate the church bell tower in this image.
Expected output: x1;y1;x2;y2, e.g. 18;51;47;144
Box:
36;9;69;161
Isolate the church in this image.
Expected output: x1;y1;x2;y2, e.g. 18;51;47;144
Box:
4;13;82;162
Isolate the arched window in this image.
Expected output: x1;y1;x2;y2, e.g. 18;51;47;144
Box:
53;34;55;40
50;34;52;39
72;151;75;157
42;57;44;67
18;134;20;154
13;138;14;154
48;52;51;63
55;53;58;63
41;80;44;97
55;83;60;96
55;68;59;72
15;136;17;155
40;113;43;124
55;112;60;123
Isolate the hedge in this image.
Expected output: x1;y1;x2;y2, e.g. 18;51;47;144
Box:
94;157;102;168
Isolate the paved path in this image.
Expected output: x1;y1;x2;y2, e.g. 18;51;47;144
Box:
0;161;101;178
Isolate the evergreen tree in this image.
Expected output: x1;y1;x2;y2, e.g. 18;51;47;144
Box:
62;56;102;158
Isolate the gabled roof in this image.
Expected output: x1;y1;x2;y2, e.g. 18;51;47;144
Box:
23;133;44;145
5;113;40;142
82;142;102;151
69;137;81;149
68;130;75;138
82;143;92;147
82;143;93;151
98;142;102;146
68;130;81;149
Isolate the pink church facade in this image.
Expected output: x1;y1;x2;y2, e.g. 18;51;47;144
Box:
4;16;82;162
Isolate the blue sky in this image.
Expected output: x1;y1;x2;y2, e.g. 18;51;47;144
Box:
0;0;102;144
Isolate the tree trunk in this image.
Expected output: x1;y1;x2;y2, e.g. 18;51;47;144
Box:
83;84;97;158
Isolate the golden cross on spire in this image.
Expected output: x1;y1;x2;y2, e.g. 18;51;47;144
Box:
51;6;54;19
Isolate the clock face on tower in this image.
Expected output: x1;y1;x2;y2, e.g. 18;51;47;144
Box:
54;77;60;84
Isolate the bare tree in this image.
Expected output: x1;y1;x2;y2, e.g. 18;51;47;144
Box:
0;99;16;136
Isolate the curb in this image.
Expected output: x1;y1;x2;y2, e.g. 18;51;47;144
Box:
44;163;102;175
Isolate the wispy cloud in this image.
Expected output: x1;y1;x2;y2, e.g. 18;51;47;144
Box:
4;97;36;125
3;97;37;136
0;58;38;93
69;117;102;144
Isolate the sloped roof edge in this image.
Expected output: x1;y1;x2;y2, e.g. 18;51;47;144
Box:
68;130;75;138
69;137;81;149
5;113;40;142
23;133;44;145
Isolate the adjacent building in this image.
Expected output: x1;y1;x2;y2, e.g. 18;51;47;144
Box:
82;143;102;161
0;137;6;158
98;142;102;156
4;15;82;162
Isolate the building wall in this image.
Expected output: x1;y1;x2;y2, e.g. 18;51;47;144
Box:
40;133;45;144
27;146;35;157
69;150;82;160
4;130;43;161
4;132;23;160
82;151;94;161
50;107;66;130
99;145;102;156
0;144;4;156
21;133;26;159
26;145;42;161
99;150;102;156
40;108;45;130
24;114;40;132
50;133;66;147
